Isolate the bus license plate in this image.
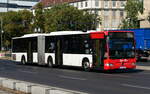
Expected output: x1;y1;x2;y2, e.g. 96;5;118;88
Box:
120;66;126;69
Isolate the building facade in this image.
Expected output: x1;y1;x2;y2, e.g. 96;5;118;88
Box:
41;0;127;30
0;0;40;12
140;0;150;28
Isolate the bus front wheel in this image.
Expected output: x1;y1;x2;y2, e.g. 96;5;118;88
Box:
82;60;90;72
21;56;26;65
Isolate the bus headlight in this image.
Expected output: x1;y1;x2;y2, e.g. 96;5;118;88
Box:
132;63;136;66
105;63;114;67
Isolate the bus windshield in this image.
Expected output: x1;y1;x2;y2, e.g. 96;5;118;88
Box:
108;32;135;59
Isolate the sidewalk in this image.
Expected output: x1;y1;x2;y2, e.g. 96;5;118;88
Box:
136;61;150;70
0;90;14;94
0;89;14;94
0;86;26;94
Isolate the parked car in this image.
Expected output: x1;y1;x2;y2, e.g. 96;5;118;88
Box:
136;49;149;62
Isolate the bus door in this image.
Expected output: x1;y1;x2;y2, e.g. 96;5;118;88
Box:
55;38;63;66
92;39;105;68
27;39;33;63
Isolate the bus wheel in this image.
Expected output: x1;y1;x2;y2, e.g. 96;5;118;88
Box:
47;57;53;68
82;61;90;72
21;56;26;65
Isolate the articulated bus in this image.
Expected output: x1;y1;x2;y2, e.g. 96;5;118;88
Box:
12;31;136;71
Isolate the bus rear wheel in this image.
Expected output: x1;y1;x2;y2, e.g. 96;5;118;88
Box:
47;57;53;68
21;56;26;65
82;61;90;72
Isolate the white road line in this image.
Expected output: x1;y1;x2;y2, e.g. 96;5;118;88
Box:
103;74;130;78
140;73;150;75
122;84;150;90
59;75;87;81
19;70;37;74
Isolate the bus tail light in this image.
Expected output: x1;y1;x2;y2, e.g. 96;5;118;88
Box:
12;54;16;60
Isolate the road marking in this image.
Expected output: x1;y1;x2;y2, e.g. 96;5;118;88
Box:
59;75;87;81
122;84;150;90
140;73;150;75
19;70;37;74
103;74;130;78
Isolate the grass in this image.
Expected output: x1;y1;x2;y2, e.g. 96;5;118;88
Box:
0;86;29;94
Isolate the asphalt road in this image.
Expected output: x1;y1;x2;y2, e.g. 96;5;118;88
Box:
0;60;150;94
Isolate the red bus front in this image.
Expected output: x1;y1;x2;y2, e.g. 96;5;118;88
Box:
90;31;136;70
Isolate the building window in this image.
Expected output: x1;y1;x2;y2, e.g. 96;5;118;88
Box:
112;19;117;28
104;10;109;16
85;1;88;7
70;3;73;6
94;10;99;15
76;2;79;7
112;10;116;19
81;2;83;8
104;0;109;8
112;1;116;7
120;1;125;7
120;11;124;17
95;0;99;7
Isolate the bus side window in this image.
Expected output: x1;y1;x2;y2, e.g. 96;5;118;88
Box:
63;40;69;53
84;40;91;54
49;42;55;53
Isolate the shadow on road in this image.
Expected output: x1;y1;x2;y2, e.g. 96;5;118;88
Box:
93;69;144;74
13;61;145;74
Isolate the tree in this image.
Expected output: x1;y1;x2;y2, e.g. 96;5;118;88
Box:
119;0;143;29
148;12;150;23
34;2;45;33
18;10;33;33
44;4;101;32
0;10;33;49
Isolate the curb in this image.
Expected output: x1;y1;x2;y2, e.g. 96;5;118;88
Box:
0;77;87;94
136;66;150;70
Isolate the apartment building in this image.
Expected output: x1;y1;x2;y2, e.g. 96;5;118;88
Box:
41;0;126;30
140;0;150;28
0;0;40;12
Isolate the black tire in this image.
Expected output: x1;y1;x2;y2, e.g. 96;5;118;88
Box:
47;57;53;68
21;56;26;65
82;60;90;72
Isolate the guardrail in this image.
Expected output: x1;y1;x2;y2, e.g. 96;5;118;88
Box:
0;77;87;94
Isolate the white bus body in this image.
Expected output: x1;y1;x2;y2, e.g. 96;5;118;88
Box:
12;31;93;68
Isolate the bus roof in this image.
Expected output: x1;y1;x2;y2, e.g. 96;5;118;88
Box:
49;31;86;36
12;31;87;39
12;33;49;39
12;30;133;39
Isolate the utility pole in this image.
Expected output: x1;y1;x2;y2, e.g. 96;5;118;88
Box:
1;18;3;51
7;0;9;12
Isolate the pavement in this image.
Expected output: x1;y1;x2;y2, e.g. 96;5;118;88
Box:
0;90;14;94
136;61;150;70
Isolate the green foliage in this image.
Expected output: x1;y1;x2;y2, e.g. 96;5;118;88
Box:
44;4;101;32
34;2;45;33
119;0;143;29
148;12;150;23
0;3;101;49
0;10;33;49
